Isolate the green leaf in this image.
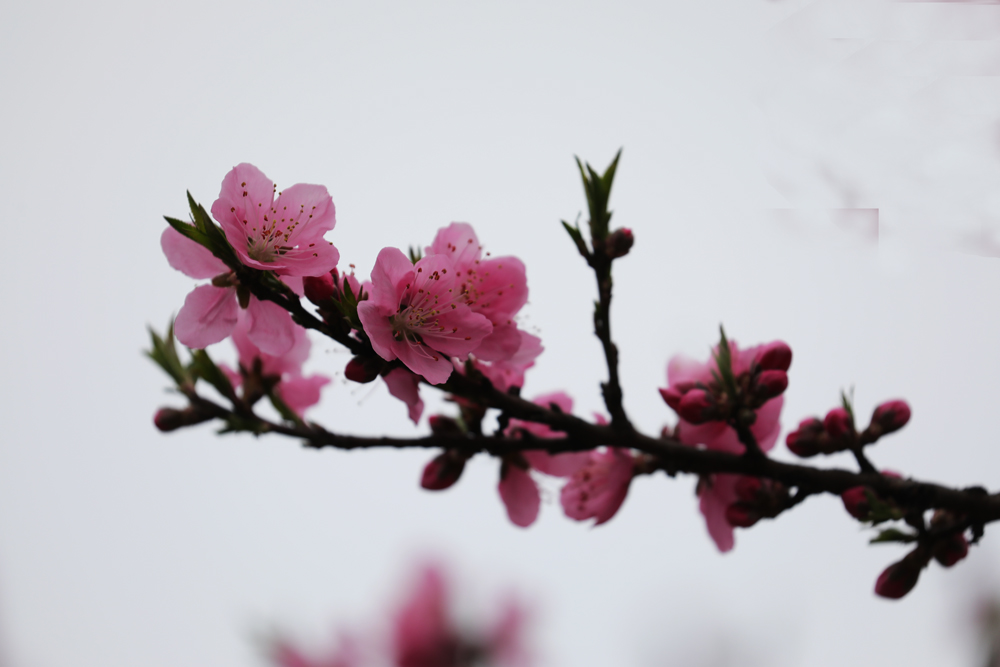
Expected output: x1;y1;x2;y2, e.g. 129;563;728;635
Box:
268;390;304;426
408;246;423;264
164;216;212;247
869;527;918;544
146;321;189;386
713;325;736;394
189;348;236;401
560;220;589;257
840;388;856;428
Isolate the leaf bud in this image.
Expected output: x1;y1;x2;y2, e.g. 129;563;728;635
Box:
755;341;792;372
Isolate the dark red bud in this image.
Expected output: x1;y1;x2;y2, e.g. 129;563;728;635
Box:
428;415;463;435
875;551;926;600
824;407;853;439
754;370;788;400
756;341;792;372
605;228;634;259
725;503;761;528
677;389;714;424
841;486;872;520
933;534;969;568
871;400;911;435
420;453;466;491
344;356;381;383
734;476;763;503
658;387;683;411
786;417;824;457
153;407;213;432
303;272;335;305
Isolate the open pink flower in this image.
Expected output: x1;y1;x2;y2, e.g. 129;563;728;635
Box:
427;223;529;362
499;392;591;528
357;247;493;384
211;163;339;277
560;446;635;526
225;315;329;417
162;227;298;355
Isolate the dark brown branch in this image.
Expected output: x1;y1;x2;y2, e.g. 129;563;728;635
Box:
587;251;631;433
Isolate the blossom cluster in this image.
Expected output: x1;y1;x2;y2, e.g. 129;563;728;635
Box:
153;161;954;601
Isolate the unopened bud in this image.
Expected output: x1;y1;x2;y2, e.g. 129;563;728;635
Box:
841;486;873;520
658;387;683;411
933;534;969;568
875;550;928;600
755;341;792;372
754;370;788;400
871;400;911;436
303;272;335;305
605;227;634;259
786;417;825;457
677;389;715;424
824;407;853;439
734;476;762;503
725;503;761;528
153;406;212;432
344;356;382;383
428;415;463;435
420;452;466;491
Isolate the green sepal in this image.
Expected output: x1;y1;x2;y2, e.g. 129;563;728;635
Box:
331;278;365;330
840;388;856;429
865;490;905;525
164;215;212;248
408;246;423;264
560;220;590;258
146;321;190;387
189;348;237;402
218;413;267;435
869;527;918;545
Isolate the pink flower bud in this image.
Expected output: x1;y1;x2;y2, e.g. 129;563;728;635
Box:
875;551;926;600
755;341;792;372
428;415;463;435
734;476;762;503
303;271;335;305
871;400;911;435
841;486;872;520
754;370;788;400
605;227;634;259
420;453;466;491
786;417;825;457
344;356;381;384
677;389;715;424
658;387;683;411
824;407;853;439
725;502;761;528
933;534;969;568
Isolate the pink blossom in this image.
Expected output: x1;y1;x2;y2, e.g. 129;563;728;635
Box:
486;597;532;667
560;446;635;525
384;367;425;424
427;223;529;362
468;330;543;393
227;316;329;418
393;566;459;667
357;248;493;384
210;163;339;277
162;227;298;355
697;473;743;553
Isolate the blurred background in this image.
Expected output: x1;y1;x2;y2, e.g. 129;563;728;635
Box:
4;0;1000;664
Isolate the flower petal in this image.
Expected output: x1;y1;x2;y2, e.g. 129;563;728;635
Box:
498;463;540;528
384;368;424;424
277;374;330;417
161;227;228;279
427;222;481;268
245;296;297;356
174;284;238;349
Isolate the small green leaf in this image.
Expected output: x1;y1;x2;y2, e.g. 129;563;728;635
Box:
408;246;423;264
560;220;589;257
146;321;189;386
713;325;736;394
840;388;856;428
869;527;918;544
189;348;236;401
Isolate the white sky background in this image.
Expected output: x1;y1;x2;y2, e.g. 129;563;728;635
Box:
4;0;1000;665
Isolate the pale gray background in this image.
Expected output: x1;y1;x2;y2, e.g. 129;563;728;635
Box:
3;0;1000;665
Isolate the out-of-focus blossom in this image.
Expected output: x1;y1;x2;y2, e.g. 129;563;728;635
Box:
162;227;298;355
271;635;360;667
870;400;911;437
358;248;492;384
211;163;339;276
560;445;635;526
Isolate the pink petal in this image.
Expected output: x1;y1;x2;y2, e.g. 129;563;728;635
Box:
473;322;523;362
232;312;311;377
560;449;634;525
217;362;242;389
667;354;714;387
274;183;337;238
498;463;541;528
211;163;276;266
394;565;454;666
752;395;784;452
394;341;457;385
523;450;590;477
174;284;238;349
469;256;528;324
368;247;415;311
357;300;398;363
427;222;481;269
245;296;297;356
676;420;743;454
277;374;330;417
532;391;573;414
699;474;740;553
488;598;531;667
281;274;305;296
384;368;424;424
161;227;229;279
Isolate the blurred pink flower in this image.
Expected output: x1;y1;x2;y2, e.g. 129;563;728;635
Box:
560;445;635;526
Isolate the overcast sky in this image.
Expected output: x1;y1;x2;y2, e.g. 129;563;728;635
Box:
4;1;1000;666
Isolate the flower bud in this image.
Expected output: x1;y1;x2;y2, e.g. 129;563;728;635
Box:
933;534;969;568
428;415;463;436
734;476;762;503
871;400;911;436
824;407;853;439
786;418;825;457
841;486;873;520
420;452;466;491
755;341;792;372
754;370;788;400
657;387;683;411
605;227;634;259
344;356;382;383
875;550;927;600
303;272;335;305
153;406;213;432
677;389;715;424
725;502;761;528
